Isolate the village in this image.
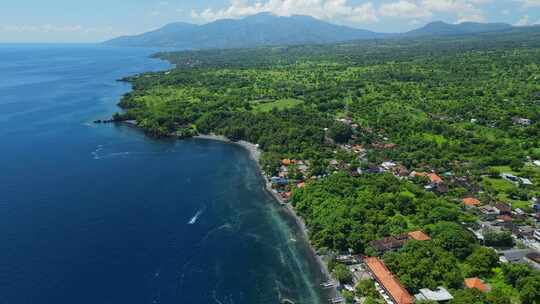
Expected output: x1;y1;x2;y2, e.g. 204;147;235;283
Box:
265;116;540;304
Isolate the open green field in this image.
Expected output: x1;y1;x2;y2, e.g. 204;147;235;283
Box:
252;98;304;113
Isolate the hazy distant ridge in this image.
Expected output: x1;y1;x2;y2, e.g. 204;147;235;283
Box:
104;13;520;49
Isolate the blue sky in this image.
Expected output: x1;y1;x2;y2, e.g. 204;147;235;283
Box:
1;0;539;42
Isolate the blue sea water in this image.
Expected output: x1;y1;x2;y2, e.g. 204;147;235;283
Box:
0;45;328;304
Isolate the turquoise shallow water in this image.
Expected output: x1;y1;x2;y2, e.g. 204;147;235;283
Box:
0;44;328;304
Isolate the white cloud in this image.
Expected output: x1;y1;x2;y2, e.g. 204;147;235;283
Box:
379;1;432;18
515;15;529;26
191;0;378;25
377;0;486;22
513;15;539;26
456;14;486;23
518;0;540;7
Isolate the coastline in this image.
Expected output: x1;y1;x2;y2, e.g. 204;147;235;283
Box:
194;134;338;298
111;67;337;299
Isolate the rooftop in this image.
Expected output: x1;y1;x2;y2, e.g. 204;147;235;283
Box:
427;173;443;184
414;287;453;302
364;257;414;304
465;277;489;293
408;230;431;241
463;197;481;207
526;252;540;264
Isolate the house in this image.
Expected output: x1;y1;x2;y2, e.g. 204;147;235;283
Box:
534;160;540;167
501;173;519;182
282;159;292;166
382;161;397;170
369;234;409;253
408;230;431;241
427;173;443;184
513;226;536;239
479;205;500;220
271;177;289;186
464;278;490;292
370;231;430;253
414;287;453;303
496;214;513;224
520;178;534;186
535;229;540;242
495;202;512;215
533;198;540;212
463;197;481;207
364;257;414;304
393;165;410;177
512;117;532;126
435;183;449;195
280;191;292;201
524;252;540;270
499;249;533;263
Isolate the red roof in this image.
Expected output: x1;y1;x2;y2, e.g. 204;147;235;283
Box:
465;278;489;292
463;197;481;207
408;230;431;241
364;257;414;304
427;173;443;184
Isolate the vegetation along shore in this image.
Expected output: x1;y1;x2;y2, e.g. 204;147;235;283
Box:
112;28;540;304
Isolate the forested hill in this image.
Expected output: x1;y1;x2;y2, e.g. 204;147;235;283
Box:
103;12;522;49
104;13;384;48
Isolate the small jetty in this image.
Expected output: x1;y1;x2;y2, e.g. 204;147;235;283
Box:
329;296;345;303
321;280;336;289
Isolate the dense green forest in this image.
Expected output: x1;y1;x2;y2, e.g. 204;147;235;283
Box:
115;30;540;303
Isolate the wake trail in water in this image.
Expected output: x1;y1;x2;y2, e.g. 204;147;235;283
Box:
188;206;206;225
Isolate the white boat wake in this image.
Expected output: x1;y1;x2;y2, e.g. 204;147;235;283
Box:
188;208;205;225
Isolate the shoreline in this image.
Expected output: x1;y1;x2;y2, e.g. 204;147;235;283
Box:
194;134;338;299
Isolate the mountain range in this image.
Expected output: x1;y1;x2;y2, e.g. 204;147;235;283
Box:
104;13;524;49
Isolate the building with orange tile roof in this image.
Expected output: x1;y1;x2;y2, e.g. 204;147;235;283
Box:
463;197;481;207
282;159;292;166
364;257;414;304
427;173;443;184
464;278;489;292
408;230;431;241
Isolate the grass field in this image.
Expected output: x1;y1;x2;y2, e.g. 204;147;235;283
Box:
483;177;517;193
252;98;303;113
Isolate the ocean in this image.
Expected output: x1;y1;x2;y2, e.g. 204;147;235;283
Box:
0;44;328;304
